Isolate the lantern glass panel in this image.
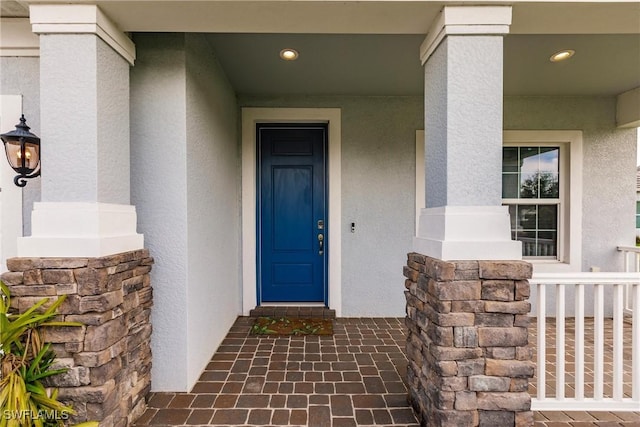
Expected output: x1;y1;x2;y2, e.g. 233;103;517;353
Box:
4;140;22;169
24;142;40;171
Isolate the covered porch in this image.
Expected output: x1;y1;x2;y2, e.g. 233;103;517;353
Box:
1;0;638;395
134;315;640;426
1;0;639;425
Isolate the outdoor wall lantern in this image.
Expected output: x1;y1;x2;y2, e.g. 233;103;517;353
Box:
1;115;41;187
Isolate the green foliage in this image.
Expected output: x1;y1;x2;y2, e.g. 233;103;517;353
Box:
0;282;97;427
250;316;332;336
520;171;559;199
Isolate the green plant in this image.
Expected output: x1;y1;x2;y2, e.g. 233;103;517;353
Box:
250;316;332;336
251;317;277;334
0;281;97;427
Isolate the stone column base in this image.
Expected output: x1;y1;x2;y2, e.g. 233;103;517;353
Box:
1;249;153;427
403;253;534;427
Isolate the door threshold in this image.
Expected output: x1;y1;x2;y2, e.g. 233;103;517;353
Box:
260;302;325;307
250;305;336;319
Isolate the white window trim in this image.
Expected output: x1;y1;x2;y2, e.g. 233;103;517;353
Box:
503;130;583;273
241;108;342;316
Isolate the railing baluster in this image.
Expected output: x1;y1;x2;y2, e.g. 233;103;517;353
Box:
537;283;546;401
575;283;585;400
531;271;639;412
594;283;604;400
625;251;631;272
556;283;565;400
613;284;624;401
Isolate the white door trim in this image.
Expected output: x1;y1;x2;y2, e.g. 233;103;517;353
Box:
415;130;425;235
0;95;24;273
241;108;342;316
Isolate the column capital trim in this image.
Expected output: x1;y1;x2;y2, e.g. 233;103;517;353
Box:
420;5;512;65
29;4;135;65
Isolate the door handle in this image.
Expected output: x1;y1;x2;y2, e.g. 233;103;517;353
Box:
318;233;324;255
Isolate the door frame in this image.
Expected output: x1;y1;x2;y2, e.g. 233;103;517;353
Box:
241;108;342;316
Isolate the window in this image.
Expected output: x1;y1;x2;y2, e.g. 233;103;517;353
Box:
502;145;561;259
636;201;640;229
503;131;582;271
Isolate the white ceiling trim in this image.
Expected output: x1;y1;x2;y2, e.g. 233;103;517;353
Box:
0;18;39;56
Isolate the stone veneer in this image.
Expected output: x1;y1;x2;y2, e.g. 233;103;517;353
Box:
1;249;153;427
403;253;534;427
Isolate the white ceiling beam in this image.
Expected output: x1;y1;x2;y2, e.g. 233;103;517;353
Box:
18;1;639;36
617;87;640;128
0;18;39;57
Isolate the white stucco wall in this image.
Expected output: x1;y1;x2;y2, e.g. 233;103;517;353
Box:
184;33;240;388
425;37;504;208
0;56;40;236
504;96;637;272
240;95;635;318
40;35;130;204
239;95;422;317
96;37;131;204
131;34;189;391
131;33;240;392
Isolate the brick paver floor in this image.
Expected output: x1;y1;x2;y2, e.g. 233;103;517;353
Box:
136;316;640;426
136;317;419;426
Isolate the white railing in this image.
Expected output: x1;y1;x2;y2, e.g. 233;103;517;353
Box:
520;237;556;258
618;246;640;314
530;272;640;411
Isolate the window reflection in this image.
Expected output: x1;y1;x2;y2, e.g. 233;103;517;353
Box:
502;146;559;200
507;204;558;257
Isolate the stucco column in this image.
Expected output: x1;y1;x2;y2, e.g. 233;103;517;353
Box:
414;6;521;261
18;5;143;257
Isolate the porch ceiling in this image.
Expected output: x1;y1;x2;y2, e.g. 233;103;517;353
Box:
4;0;640;97
205;33;640;97
19;1;640;36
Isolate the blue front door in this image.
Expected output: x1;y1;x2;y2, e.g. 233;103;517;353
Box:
258;124;327;303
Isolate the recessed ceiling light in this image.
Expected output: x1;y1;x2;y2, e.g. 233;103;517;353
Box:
279;48;299;61
550;49;575;62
